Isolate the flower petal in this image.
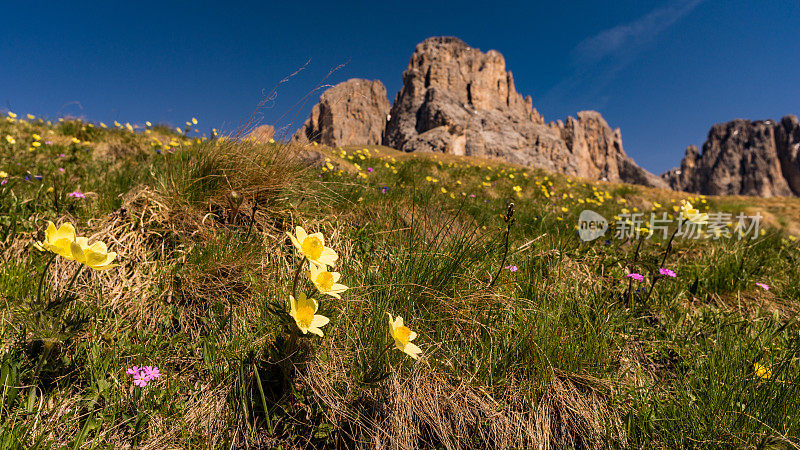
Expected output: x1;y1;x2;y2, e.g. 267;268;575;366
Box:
310;314;329;328
403;342;422;359
295;226;307;243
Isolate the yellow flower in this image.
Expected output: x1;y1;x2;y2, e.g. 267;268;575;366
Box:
286;226;338;268
32;141;41;148
7;112;17;118
4;135;15;144
114;121;121;127
71;137;80;144
32;133;41;141
754;363;772;379
387;313;422;360
69;237;119;270
288;293;329;336
26;114;35;120
191;117;198;125
100;122;107;128
145;121;152;127
0;171;7;178
307;263;348;298
34;221;77;259
680;200;708;224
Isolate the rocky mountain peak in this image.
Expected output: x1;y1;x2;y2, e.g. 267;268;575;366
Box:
662;115;800;197
292;36;666;189
291;78;390;147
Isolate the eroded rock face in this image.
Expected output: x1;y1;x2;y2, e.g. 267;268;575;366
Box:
247;124;274;143
292;78;390;147
662;116;800;197
290;37;665;188
383;37;665;188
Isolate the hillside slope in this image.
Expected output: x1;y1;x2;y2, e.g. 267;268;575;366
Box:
2;112;800;448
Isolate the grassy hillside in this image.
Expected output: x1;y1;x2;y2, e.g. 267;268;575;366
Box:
2;112;800;448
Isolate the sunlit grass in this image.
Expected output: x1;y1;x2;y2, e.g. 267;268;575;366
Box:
1;113;800;447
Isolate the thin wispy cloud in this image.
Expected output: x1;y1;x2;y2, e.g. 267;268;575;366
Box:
541;0;705;111
572;0;705;67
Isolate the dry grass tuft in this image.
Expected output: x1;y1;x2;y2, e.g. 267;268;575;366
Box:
299;349;625;449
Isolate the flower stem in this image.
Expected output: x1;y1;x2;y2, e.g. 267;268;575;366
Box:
36;253;57;308
291;256;307;300
488;203;515;289
644;221;683;305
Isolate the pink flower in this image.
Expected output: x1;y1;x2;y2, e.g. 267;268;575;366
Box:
58;168;65;173
659;268;677;278
142;366;160;381
133;373;148;387
68;191;85;199
127;365;160;387
627;273;644;282
504;265;518;272
755;282;770;291
367;167;374;172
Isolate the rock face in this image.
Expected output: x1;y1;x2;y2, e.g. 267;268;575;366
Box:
383;37;666;187
662;115;800;197
291;37;666;188
247;124;274;142
292;78;390;147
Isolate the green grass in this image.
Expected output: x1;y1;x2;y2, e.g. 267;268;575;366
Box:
1;115;800;448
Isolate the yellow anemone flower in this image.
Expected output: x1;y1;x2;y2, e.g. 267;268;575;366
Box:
34;221;77;259
680;200;708;225
307;263;347;298
69;237;118;270
286;226;338;268
754;363;772;379
387;313;422;360
288;293;329;336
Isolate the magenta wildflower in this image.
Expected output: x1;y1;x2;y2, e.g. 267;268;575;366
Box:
627;273;644;282
68;191;85;199
58;167;65;173
755;282;770;291
127;365;160;387
659;268;677;278
142;366;160;381
367;167;374;172
133;372;148;387
504;265;518;272
58;153;65;157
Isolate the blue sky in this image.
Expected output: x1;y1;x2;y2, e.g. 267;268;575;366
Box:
1;0;798;174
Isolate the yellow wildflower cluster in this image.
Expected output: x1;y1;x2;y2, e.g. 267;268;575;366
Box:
285;226;421;359
34;222;118;271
